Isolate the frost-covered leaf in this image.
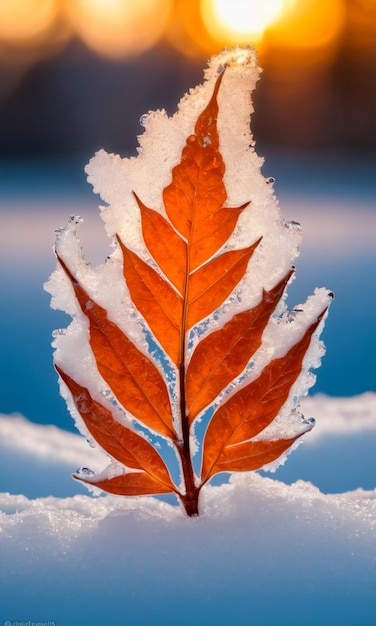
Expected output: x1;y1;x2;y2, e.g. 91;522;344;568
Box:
46;46;332;516
57;367;176;495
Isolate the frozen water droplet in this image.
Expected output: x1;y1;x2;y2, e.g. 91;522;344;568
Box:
139;114;148;128
69;215;83;225
86;438;96;449
302;417;316;432
304;417;316;425
52;328;66;338
266;177;275;184
76;467;95;477
285;220;301;230
329;291;335;299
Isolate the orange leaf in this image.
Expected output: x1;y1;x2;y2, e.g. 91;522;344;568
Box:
136;191;250;289
205;434;307;476
122;71;259;364
49;53;332;516
116;236;182;364
162;70;226;240
134;193;187;294
57;255;176;440
201;308;327;482
57;367;176;493
74;470;175;496
186;269;294;423
186;240;262;329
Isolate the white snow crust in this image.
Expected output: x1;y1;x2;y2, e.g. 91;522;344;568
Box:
0;394;375;625
0;470;375;626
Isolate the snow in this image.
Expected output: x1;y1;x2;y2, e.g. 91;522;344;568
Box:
0;480;374;625
0;394;375;625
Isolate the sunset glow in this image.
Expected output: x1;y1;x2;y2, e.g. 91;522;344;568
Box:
201;0;286;44
0;0;58;42
65;0;172;58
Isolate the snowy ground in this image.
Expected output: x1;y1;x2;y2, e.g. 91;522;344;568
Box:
0;393;375;626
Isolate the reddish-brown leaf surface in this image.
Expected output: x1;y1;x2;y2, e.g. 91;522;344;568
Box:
201;310;326;481
205;434;308;475
57;255;176;440
117;70;261;366
74;471;176;496
55;69;330;515
186;269;294;423
57;367;177;494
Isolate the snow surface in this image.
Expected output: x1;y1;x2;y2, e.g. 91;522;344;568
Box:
0;394;375;626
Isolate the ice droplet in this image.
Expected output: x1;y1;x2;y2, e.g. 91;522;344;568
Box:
76;467;95;477
302;417;316;432
69;215;83;225
139;114;148;128
266;177;275;184
304;417;316;426
285;220;301;230
52;328;66;337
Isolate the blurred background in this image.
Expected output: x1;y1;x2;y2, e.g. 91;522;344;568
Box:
0;0;374;156
0;0;375;443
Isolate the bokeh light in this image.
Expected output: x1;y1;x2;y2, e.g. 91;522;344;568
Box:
268;0;345;52
0;0;363;66
0;0;58;42
65;0;172;59
201;0;286;45
0;0;373;156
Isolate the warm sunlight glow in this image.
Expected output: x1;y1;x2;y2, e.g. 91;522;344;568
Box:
201;0;286;44
269;0;345;50
66;0;172;58
0;0;58;41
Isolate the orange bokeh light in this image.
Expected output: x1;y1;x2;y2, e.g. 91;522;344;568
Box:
65;0;172;59
268;0;345;51
200;0;346;56
201;0;286;45
0;0;58;42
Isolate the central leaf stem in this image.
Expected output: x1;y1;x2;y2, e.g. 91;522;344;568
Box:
177;354;201;516
176;242;201;517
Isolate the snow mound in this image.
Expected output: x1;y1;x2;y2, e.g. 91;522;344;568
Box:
1;396;375;625
0;474;375;626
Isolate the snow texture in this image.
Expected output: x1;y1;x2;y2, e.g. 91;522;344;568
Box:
0;393;375;625
0;468;375;626
44;46;333;486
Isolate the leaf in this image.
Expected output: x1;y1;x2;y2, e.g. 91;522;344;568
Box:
186;269;294;423
56;255;176;440
204;433;309;475
74;470;176;496
117;68;261;365
49;48;332;516
200;309;327;482
57;366;177;494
